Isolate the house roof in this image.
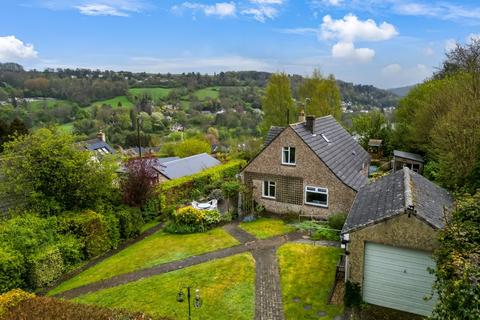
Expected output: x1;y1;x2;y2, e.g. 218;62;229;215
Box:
342;167;453;234
368;139;383;147
80;138;115;155
264;126;284;146
393;150;424;163
153;153;220;180
290;115;371;191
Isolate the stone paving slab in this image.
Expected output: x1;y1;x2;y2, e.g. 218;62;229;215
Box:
223;223;257;243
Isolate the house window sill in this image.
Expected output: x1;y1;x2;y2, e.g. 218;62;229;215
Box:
304;203;328;208
281;163;296;167
262;196;276;200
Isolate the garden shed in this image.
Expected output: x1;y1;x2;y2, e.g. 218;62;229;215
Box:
341;167;453;316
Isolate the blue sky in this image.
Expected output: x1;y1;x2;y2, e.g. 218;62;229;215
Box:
0;0;479;88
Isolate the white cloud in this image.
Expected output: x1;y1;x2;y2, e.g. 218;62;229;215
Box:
467;33;480;43
393;1;480;23
173;2;236;17
423;47;434;56
249;0;283;4
241;6;278;22
381;63;402;76
0;36;38;61
445;39;457;52
321;14;398;42
310;0;343;7
75;4;129;16
319;14;397;62
332;42;375;62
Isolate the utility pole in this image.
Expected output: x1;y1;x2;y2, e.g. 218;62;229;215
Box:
137;116;142;159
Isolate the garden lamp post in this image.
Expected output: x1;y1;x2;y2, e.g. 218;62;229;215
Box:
177;286;202;320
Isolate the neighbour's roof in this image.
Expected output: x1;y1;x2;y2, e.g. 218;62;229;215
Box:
342;167;453;233
290;116;371;191
153;153;220;180
80;138;115;154
368;139;383;147
264;126;284;146
393;150;424;163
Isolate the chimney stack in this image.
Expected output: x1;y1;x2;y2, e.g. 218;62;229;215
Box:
298;110;305;123
97;130;106;142
305;116;315;133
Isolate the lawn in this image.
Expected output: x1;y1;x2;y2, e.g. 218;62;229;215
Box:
194;87;219;100
49;227;239;295
90;96;134;109
277;243;343;320
73;253;255;320
239;217;295;239
129;87;172;102
59;122;74;133
26;99;73;111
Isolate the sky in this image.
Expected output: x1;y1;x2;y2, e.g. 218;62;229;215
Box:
0;0;479;88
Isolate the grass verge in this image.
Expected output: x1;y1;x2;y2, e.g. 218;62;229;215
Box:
278;243;343;320
239;217;295;239
49;227;239;295
73;253;255;320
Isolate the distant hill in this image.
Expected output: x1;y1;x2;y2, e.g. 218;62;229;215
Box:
387;85;417;97
337;80;400;109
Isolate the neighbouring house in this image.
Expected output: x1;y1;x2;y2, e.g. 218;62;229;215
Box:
341;167;453;316
121;146;161;158
393;150;424;174
367;139;383;159
241;115;370;218
153;153;220;182
78;131;115;157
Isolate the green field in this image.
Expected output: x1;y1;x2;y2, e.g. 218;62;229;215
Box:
49;227;239;295
74;253;255;320
239;217;295;239
129;87;172;102
59;122;74;133
194;87;220;100
90;96;134;109
278;243;343;320
26;99;74;111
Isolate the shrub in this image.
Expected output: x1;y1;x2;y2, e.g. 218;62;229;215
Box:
28;245;64;288
59;210;111;259
327;212;347;230
0;247;26;294
311;228;339;241
168;207;221;233
344;281;362;307
0;289;34;318
103;212;121;249
56;234;84;268
142;197;161;222
115;206;144;239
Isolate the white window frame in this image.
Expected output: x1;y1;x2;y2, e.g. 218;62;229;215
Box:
304;186;328;207
282;146;296;165
262;180;276;199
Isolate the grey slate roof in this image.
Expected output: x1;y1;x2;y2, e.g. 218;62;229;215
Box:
81;138;116;154
264;126;285;146
291;116;370;191
154;153;220;180
393;150;424;162
342;167;453;233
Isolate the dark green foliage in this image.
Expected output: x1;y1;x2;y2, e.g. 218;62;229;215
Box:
28;246;64;288
431;193;480;319
142;197;161;222
311;229;339;241
0;247;26;293
344;281;362;307
327;212;348;230
115;207;144;239
103;213;121;250
56;235;84;267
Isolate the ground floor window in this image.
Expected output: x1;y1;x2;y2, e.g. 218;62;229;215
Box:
262;181;276;199
304;186;328;207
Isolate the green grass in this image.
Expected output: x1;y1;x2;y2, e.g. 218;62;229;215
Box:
194;87;219;100
139;218;162;234
129;87;172;102
49;227;239;295
239;217;295;239
278;243;343;320
91;96;134;109
58;122;74;133
73;253;255;320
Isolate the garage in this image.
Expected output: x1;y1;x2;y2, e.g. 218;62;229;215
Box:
363;242;437;316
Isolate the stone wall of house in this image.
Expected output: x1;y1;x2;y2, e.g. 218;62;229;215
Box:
347;213;439;286
243;127;357;218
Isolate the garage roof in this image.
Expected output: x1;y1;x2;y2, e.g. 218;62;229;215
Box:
342;167;453;233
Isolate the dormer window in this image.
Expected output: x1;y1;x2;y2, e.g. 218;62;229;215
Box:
282;147;296;165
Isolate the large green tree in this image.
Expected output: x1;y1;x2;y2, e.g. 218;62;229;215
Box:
351;111;391;153
0;128;118;216
260;73;295;132
298;69;342;120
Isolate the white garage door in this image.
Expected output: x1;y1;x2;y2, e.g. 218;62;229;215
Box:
363;242;437;316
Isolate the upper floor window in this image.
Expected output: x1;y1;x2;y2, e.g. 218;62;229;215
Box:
262;181;276;199
305;186;328;207
282;147;296;165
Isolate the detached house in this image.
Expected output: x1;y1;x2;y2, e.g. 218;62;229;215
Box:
241;115;370;218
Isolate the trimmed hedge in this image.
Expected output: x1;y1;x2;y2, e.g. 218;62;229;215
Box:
29;246;64;288
0;247;25;294
115;206;144;239
158;160;245;210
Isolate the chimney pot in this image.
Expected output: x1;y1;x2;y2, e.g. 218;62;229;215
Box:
298;110;305;123
97;130;106;142
305;116;315;133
